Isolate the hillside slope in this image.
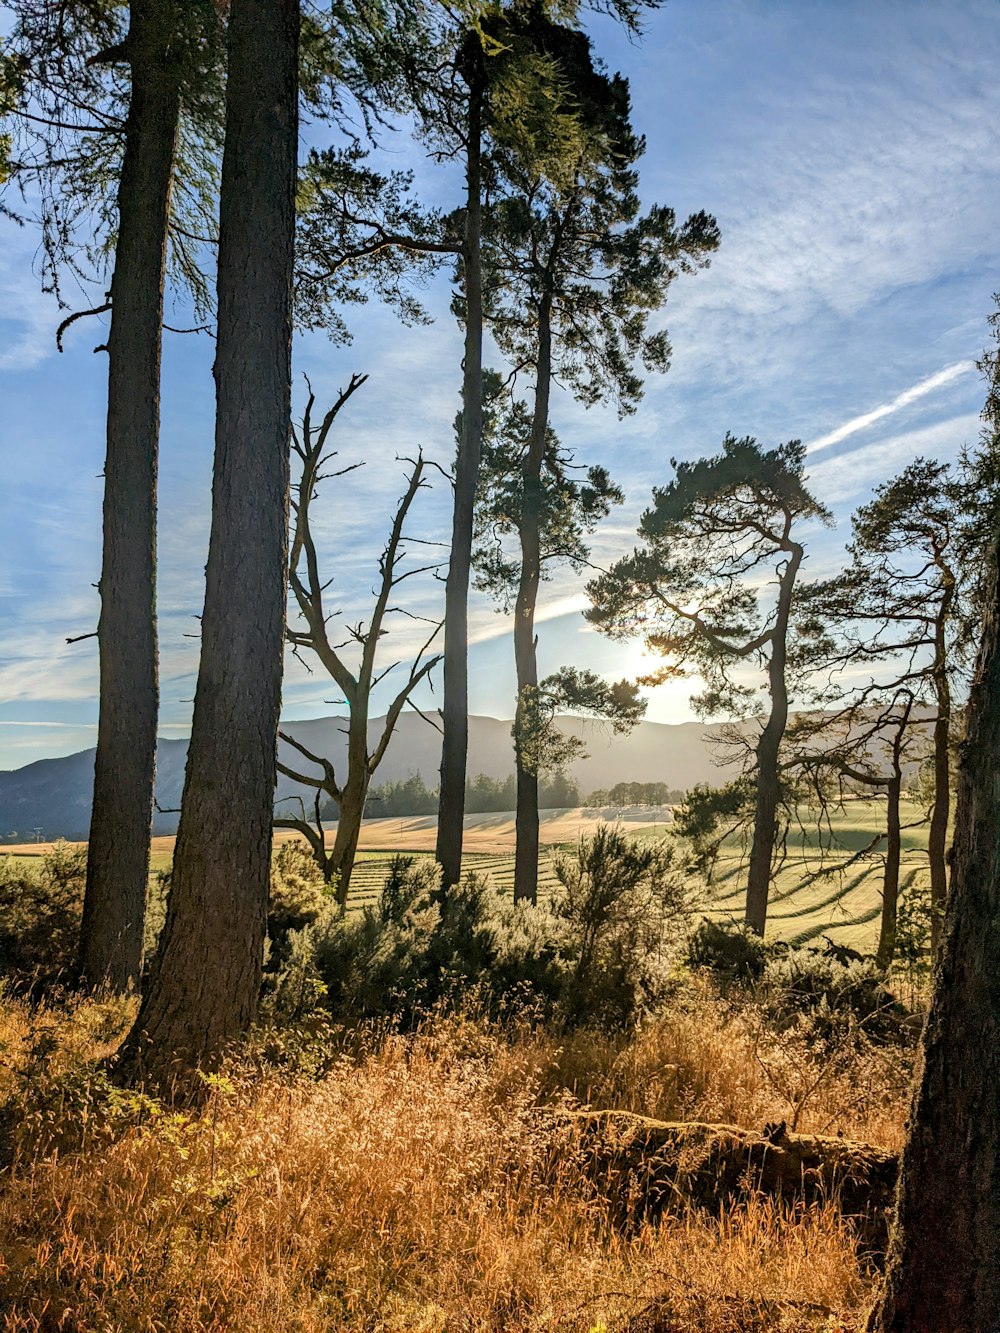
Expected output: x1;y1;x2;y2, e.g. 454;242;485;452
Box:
0;712;736;841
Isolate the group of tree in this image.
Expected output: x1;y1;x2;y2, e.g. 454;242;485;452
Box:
588;436;985;964
354;767;580;819
586;781;685;807
2;0;718;1049
6;0;1000;1321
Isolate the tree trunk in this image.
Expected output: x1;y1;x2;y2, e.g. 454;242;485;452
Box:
512;299;552;906
329;721;369;911
119;0;299;1088
79;0;181;993
745;540;802;935
436;57;484;889
876;774;902;971
866;548;1000;1329
745;725;780;936
927;582;953;956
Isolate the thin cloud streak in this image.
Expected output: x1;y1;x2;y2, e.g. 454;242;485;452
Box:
0;720;97;729
806;361;976;455
468;592;591;647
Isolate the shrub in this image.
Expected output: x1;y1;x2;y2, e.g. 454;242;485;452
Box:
303;830;699;1032
266;840;331;970
553;825;698;1028
687;917;774;986
310;857;561;1026
0;843;87;990
687;920;909;1046
758;949;907;1044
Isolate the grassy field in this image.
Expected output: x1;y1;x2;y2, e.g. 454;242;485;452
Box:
692;800;930;953
336;800;927;957
1;799;925;955
0;988;898;1331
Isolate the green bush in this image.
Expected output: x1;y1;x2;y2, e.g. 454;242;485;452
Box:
687;920;909;1045
758;949;907;1044
686;917;774;986
552;824;697;1028
310;857;555;1026
266;841;332;971
293;829;699;1032
0;844;87;990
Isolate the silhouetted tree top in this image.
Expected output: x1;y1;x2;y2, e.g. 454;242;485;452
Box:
586;435;831;709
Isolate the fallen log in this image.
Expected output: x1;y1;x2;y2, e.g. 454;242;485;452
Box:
552;1109;898;1254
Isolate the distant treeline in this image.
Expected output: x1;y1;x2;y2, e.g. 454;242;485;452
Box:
585;782;686;808
324;773;685;819
329;771;583;820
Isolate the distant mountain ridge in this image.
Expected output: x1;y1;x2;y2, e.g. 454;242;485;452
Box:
0;713;736;842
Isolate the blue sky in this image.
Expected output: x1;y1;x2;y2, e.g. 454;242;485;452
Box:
1;0;998;770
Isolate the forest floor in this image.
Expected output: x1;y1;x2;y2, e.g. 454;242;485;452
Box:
0;984;905;1332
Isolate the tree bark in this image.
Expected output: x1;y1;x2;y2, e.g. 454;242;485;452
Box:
927;573;954;956
876;774;902;971
119;0;299;1088
79;0;181;993
866;551;1000;1329
436;55;484;889
745;538;802;935
512;297;552;906
328;716;369;911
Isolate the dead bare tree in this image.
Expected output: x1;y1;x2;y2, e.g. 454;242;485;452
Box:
276;376;444;909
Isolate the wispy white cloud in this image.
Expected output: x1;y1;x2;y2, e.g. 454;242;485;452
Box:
0;720;96;728
805;362;977;455
806;412;981;506
0;231;66;372
468;591;592;647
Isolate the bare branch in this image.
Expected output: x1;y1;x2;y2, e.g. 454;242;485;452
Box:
56;300;111;352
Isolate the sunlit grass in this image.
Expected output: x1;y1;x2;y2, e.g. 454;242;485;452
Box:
0;992;885;1331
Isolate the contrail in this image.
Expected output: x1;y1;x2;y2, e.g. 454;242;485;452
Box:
806;360;976;455
468;592;590;646
0;720;97;728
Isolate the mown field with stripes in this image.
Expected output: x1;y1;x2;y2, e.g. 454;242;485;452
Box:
337;799;928;955
692;800;931;952
1;801;926;955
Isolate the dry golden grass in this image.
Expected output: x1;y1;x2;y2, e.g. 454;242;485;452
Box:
525;988;909;1152
0;992;894;1332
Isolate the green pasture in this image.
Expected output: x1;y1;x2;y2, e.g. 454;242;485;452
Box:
690;798;931;952
2;799;928;957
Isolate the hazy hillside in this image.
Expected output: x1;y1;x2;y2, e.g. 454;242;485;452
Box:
0;713;738;841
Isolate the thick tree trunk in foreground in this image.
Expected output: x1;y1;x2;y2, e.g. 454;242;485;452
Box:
745;542;802;935
927;593;953;955
512;299;552;906
436;60;484;889
867;557;1000;1329
120;0;299;1087
80;0;181;993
